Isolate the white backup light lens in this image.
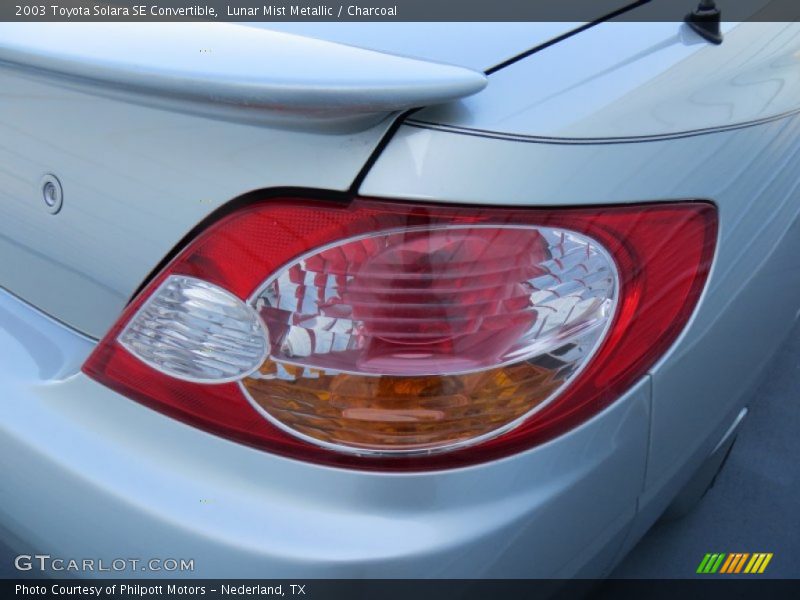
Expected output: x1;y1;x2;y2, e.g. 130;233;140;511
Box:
119;275;268;383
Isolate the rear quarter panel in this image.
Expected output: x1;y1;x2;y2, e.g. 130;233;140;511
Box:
360;20;800;554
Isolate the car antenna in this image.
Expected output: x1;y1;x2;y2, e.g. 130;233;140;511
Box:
685;0;724;44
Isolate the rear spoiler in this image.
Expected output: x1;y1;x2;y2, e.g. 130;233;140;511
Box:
0;23;487;131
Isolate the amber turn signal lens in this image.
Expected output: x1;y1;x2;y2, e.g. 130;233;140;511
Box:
242;358;567;453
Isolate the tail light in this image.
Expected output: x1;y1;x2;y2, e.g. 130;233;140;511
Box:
83;196;716;470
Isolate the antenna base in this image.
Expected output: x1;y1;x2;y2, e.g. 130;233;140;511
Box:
685;2;724;45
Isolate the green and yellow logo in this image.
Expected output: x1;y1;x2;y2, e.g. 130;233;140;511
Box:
696;553;773;574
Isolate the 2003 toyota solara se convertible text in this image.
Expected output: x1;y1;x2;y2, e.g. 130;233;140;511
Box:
1;4;799;579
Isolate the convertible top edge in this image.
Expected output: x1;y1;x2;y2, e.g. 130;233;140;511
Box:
0;22;488;129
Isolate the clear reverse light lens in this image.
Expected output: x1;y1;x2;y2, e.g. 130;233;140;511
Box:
119;275;268;383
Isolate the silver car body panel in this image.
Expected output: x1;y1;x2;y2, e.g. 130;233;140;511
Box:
244;0;647;71
0;23;487;130
410;21;800;139
0;67;398;339
362;60;800;576
245;22;584;71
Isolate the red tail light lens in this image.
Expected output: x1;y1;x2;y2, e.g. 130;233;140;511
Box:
83;197;716;470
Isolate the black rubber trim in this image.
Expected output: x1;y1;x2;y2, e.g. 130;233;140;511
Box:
350;109;419;194
405;107;800;145
485;0;652;75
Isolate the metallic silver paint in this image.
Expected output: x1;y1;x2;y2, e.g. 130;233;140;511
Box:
244;22;585;71
361;100;800;572
411;21;800;139
0;23;486;130
0;68;395;338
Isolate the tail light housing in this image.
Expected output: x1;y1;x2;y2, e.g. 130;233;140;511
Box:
83;196;716;470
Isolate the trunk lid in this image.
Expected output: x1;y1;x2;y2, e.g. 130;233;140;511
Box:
0;11;638;337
